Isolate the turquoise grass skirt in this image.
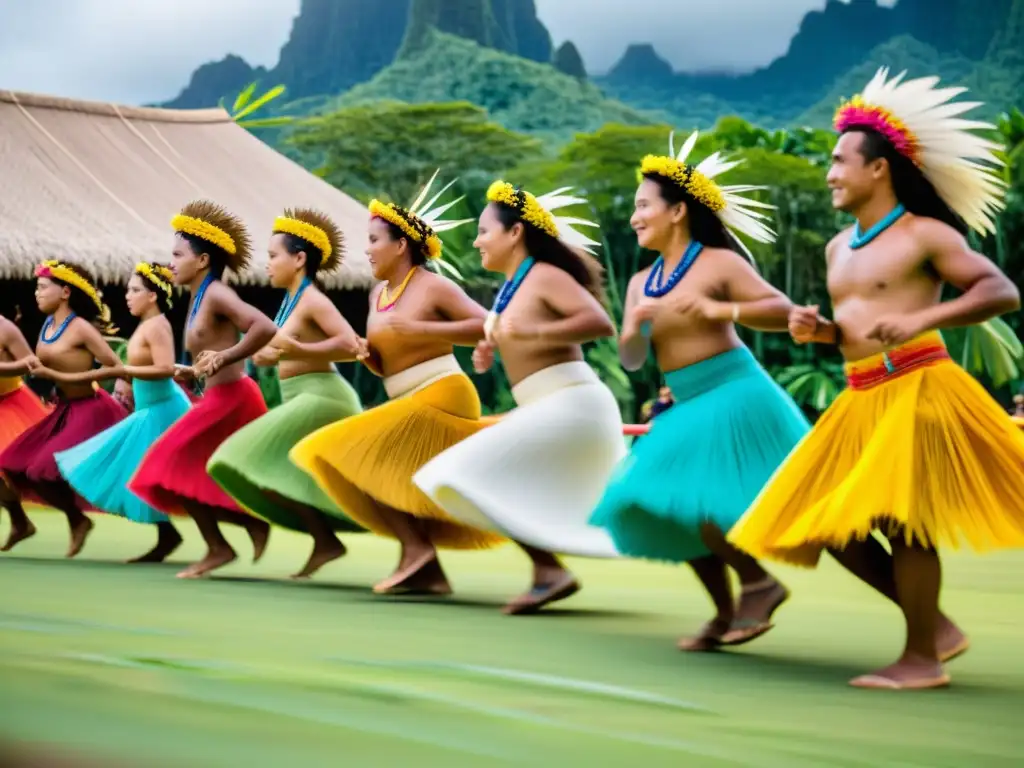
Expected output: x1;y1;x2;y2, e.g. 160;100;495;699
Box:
55;379;190;524
589;346;810;563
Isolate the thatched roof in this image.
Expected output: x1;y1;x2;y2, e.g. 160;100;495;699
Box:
0;90;373;290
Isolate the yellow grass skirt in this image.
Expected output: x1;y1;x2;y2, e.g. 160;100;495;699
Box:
729;332;1024;566
290;356;506;550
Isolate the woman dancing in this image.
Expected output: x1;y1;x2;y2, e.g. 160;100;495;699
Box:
0;261;127;557
130;200;277;579
43;263;191;563
292;172;505;595
589;132;809;650
0;315;52;551
415;181;624;614
208;208;366;579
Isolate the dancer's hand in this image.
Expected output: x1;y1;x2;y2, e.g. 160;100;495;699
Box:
354;337;370;362
28;365;63;382
789;305;821;344
195;351;227;377
113;378;134;411
866;314;925;347
626;299;659;331
496;314;540;342
252;346;281;367
669;291;714;320
472;340;495;373
22;355;42;372
271;332;299;355
173;364;197;383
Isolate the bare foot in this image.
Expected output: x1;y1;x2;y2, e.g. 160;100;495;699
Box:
396;558;453;595
937;616;969;663
720;577;789;645
678;616;731;652
503;572;580;615
245;519;270;563
127;525;183;564
2;521;36;551
850;655;949;690
66;516;94;558
374;551;446;594
176;547;236;579
291;540;347;580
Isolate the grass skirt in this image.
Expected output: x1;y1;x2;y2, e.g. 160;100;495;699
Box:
0;388;126;496
208;372;365;532
729;332;1024;566
589;346;809;563
0;381;51;455
291;356;505;550
414;361;623;557
55;379;190;524
129;377;267;516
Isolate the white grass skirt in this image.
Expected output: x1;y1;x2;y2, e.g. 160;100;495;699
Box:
414;361;624;558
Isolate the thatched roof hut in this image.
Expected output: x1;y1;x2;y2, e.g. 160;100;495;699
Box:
0;90;373;290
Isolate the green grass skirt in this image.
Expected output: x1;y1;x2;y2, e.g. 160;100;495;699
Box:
207;371;365;532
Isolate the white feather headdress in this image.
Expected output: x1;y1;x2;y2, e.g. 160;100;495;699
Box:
834;68;1006;234
486;180;601;254
368;169;472;260
640;131;776;261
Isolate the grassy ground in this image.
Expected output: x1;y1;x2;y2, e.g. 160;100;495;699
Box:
0;513;1022;767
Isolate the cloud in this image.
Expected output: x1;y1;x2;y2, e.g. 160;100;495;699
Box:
0;0;299;104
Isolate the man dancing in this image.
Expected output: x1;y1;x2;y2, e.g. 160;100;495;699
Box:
729;68;1024;689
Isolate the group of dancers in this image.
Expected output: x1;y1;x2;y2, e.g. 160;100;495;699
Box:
2;68;1024;691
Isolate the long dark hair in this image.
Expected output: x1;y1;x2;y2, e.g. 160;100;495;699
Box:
49;261;116;334
641;173;738;252
846;128;968;235
490;202;607;303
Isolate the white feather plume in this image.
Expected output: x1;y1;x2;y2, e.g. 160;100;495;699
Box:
533;188;602;254
408;168;473;233
843;68;1006;234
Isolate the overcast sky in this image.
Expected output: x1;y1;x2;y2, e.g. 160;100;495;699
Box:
0;0;896;105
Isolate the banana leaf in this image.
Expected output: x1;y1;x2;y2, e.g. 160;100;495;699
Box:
958;318;1024;388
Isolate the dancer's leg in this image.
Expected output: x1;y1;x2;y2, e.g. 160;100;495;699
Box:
177;502;238;578
213;509;270;563
259;491;346;579
127;520;184;564
679;554;734;651
503;542;579;615
0;477;36;551
371;504;450;594
32;479;92;558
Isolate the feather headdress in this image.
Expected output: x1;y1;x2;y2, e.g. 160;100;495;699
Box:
273;207;345;273
171;200;253;273
486;181;601;254
640;131;776;261
834;68;1006;234
368;169;472;261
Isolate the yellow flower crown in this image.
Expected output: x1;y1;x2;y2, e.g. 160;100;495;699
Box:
639;155;726;213
486;181;560;238
368;199;442;260
35;260;105;313
273;216;333;264
170;214;237;255
134;262;174;300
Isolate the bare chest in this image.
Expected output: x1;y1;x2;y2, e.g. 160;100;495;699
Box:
827;238;926;301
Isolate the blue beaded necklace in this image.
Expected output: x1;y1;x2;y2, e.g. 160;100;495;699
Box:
39;312;77;344
850;204;906;249
644;240;704;298
493;257;535;314
484;257;535;340
274;277;311;327
187;273;215;329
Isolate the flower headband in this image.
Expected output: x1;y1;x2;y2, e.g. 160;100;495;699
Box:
135;262;174;302
486;180;601;253
35;260;105;313
369;170;472;261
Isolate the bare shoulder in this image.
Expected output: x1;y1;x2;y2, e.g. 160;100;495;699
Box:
0;316;14;341
418;268;461;297
304;286;336;312
627;267;651;294
825;231;849;265
906;214;968;255
531;261;574;285
705;246;753;270
208;280;238;302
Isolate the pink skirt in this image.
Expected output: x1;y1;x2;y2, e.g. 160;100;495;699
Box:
129;377;267;515
0;388;126;494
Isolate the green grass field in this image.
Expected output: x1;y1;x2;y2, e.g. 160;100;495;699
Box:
1;513;1022;767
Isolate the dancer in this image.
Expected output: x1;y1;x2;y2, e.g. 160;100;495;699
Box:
728;69;1024;689
208;208;366;579
0;315;51;551
130;200;277;579
414;181;623;614
588;132;810;650
42;263;191;563
0;261;126;556
292;172;505;595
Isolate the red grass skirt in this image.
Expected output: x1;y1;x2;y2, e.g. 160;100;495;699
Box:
0;388;126;493
0;383;51;455
129;377;267;515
